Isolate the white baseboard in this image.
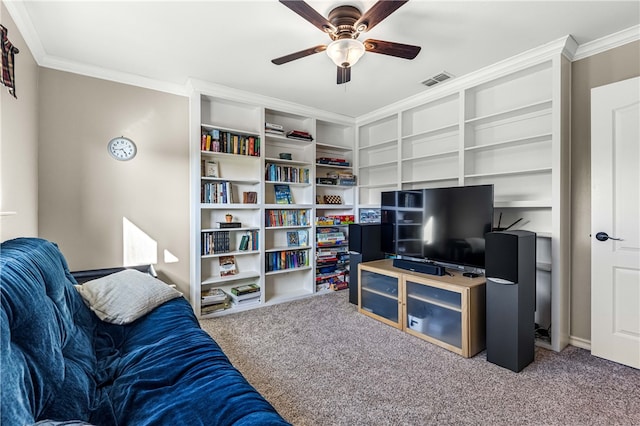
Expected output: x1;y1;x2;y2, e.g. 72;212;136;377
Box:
569;335;591;351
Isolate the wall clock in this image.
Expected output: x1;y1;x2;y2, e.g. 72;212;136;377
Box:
107;136;137;161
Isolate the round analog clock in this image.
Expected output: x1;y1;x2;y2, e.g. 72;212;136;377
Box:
107;136;137;161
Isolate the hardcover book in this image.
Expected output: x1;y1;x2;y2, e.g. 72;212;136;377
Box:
201;287;227;303
205;160;218;177
230;283;260;296
217;222;242;228
219;255;238;276
274;184;293;204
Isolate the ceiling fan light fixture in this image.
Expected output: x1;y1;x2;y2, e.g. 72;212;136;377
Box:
326;38;365;68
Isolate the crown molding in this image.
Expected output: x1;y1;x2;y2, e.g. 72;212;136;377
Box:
572;25;640;61
357;35;572;125
40;55;188;97
5;0;187;97
4;0;46;60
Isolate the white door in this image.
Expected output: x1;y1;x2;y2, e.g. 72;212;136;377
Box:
591;76;640;369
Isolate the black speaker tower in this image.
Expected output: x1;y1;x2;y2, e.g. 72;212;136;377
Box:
348;224;384;305
485;230;536;372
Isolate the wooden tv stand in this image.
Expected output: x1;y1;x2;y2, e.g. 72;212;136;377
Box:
358;259;486;358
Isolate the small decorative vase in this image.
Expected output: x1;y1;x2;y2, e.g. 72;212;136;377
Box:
225;214;233;223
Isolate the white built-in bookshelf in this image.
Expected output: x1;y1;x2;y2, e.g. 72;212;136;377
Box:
355;37;572;352
189;84;355;317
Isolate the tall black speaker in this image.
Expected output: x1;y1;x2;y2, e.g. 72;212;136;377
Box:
348;224;384;304
348;224;383;260
485;230;536;372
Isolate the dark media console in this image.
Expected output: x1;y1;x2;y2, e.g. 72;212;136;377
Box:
392;258;445;276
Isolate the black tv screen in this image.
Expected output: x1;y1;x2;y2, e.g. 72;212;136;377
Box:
381;185;494;269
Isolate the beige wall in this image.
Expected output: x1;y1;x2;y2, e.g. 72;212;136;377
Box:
570;40;640;341
38;69;190;294
0;2;39;241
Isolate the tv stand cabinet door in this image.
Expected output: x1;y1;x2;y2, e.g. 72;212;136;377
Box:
358;261;403;329
403;274;486;358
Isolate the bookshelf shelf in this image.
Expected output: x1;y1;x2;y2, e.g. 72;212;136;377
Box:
464;167;551;179
201;271;261;286
464;99;552;125
201;249;260;259
402;123;459;140
200;203;260;209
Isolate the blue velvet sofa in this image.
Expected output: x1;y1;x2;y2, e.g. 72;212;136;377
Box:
1;238;290;425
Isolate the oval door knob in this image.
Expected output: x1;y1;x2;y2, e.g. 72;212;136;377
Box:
595;232;623;241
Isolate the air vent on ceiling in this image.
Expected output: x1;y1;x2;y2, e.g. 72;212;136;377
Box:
421;71;454;87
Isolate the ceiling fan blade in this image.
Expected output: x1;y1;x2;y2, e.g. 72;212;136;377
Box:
364;39;421;59
271;45;327;65
337;66;351;85
279;0;335;33
355;0;409;32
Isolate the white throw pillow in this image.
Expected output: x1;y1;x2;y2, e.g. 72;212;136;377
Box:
75;269;182;324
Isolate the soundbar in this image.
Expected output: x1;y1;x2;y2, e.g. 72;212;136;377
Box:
393;258;445;276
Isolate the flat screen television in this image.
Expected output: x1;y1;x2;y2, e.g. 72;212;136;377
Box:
380;184;494;270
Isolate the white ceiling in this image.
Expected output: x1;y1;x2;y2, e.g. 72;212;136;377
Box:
6;0;640;117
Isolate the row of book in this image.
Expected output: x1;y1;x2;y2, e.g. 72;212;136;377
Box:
266;209;310;227
201;128;261;157
202;230;230;255
265;163;310;184
201;181;234;204
316;215;355;226
266;249;309;272
239;230;259;251
202;230;259;255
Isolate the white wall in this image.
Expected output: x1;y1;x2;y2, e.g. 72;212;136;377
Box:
37;69;191;294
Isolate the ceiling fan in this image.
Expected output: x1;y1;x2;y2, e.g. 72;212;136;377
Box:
272;0;421;84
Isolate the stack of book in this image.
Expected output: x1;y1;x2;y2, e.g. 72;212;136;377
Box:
337;171;356;186
230;283;261;306
316;227;346;247
316;247;349;292
316;157;350;167
201;287;230;315
286;130;313;141
265;122;284;136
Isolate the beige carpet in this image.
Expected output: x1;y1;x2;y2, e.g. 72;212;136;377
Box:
200;291;640;426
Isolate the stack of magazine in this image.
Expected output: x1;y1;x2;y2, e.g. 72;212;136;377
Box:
229;283;261;306
265;122;284;136
201;287;230;315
